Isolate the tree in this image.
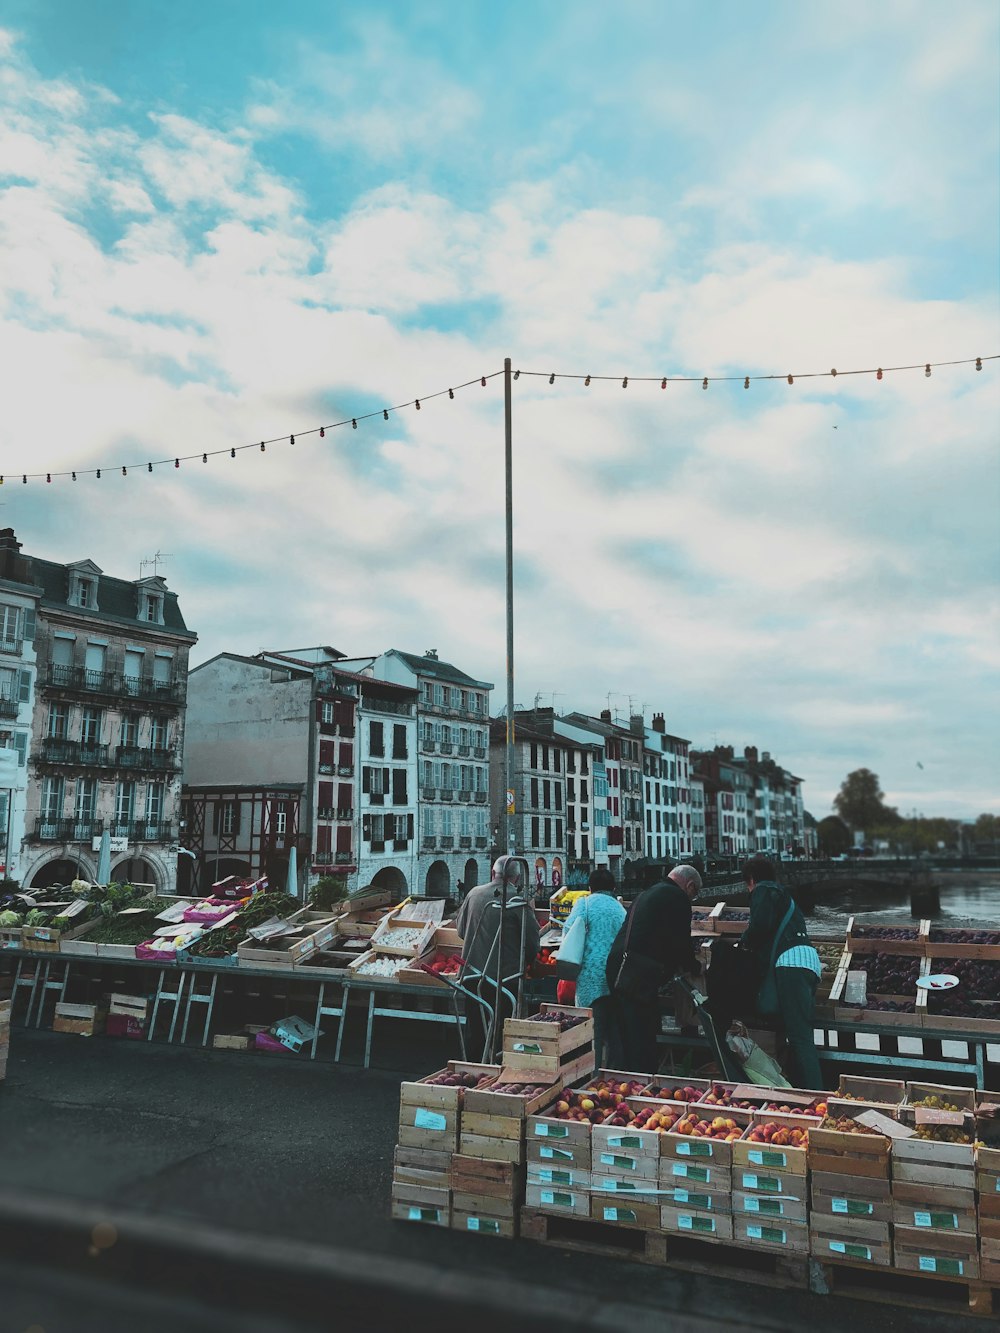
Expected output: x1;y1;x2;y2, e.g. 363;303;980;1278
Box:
833;768;898;833
817;815;851;857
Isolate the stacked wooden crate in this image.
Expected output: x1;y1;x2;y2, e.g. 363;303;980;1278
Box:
892;1081;979;1281
979;1130;1000;1284
730;1112;811;1255
393;1061;498;1228
590;1103;676;1231
808;1106;895;1267
525;1102;594;1220
502;1004;595;1087
658;1104;748;1242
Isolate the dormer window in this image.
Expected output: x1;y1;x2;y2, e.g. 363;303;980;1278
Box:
136;575;167;625
142;593;163;624
71;574;98;609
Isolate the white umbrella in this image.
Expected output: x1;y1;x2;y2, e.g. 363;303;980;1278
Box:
285;844;298;898
96;828;112;885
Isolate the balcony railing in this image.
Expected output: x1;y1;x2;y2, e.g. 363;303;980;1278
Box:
363;697;413;718
313;850;333;865
335;807;354;821
0;637;23;656
474;792;488;803
319;762;334;775
115;746;177;772
39;739;111;767
422;836;435;849
317;806;335;821
457;744;470;756
129;820;173;842
420;787;435;801
421;738;436;752
337;765;354;777
458;789;473;802
473;746;487;759
439;742;453;755
475;836;488;848
33;818;102;842
47;664;184;704
459;836;472;848
0;695;20;719
439;790;454;802
334;852;352;864
440;836;454;849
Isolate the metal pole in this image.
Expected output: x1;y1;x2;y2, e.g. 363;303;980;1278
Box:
503;357;516;857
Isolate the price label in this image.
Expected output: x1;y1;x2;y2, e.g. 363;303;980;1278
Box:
830;1241;871;1260
673;1190;710;1209
676;1141;712;1158
535;1123;568;1138
832;1198;872;1216
600;1153;637;1170
603;1207;637;1223
672;1164;709;1182
408;1207;440;1222
919;1257;962;1276
747;1225;785;1244
741;1173;780;1192
598;1178;640;1193
540;1190;575;1208
743;1197;782;1216
513;1042;542;1054
466;1217;500;1233
678;1214;715;1233
914;1211;958;1229
536;1169;572;1185
608;1135;642;1149
538;1146;572;1160
748;1149;787;1168
413;1107;447;1131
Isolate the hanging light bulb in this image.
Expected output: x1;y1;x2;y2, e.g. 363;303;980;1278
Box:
383;409;389;420
481;376;486;387
513;369;520;380
202;453;207;463
831;368;837;377
96;469;101;479
925;364;931;378
702;377;708;390
46;473;51;483
71;472;76;481
320;427;325;438
744;377;750;389
22;475;26;484
584;374;591;386
661;377;667;389
876;368;883;380
976;357;982;370
448;388;454;399
290;434;295;446
122;466;127;476
352;419;357;429
787;374;794;385
415;399;421;410
260;442;265;452
148;462;153;472
622;376;628;388
549;373;555;385
175;459;180;468
230;449;235;458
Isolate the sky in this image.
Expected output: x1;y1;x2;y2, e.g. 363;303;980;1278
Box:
0;0;997;822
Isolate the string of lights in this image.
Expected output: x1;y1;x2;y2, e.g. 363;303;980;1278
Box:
2;354;994;485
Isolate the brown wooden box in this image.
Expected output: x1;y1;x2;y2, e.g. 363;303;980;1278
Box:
807;1122;891;1179
810;1218;892;1266
903;1080;977;1113
891;1131;975;1170
525;1181;590;1216
891;1181;976;1235
810;1171;892;1223
400;1062;499;1112
394;1144;452;1190
731;1216;809;1253
390;1179;450;1228
212;1034;250;1051
892;1224;979;1279
590;1196;659;1228
846;917;927;956
237;910;339;967
52;1001;106;1037
835;1074;905;1106
462;1069;561;1118
451;1208;516;1237
458;1131;524;1165
922;926;1000;961
731;1189;806;1223
659;1206;734;1242
731;1112;812;1176
659;1156;731;1192
659;1107;753;1168
502;1005;594;1059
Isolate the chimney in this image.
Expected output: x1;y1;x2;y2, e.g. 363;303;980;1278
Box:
424;649;438;660
744;746;758;762
762;751;771;762
0;529;31;585
600;709;612;722
652;713;665;733
630;714;644;736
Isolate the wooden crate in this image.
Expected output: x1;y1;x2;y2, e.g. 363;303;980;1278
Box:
396;943;464;988
659;1183;731;1214
659;1206;734;1242
835;1074;905;1107
891;1179;976;1234
916;974;1000;1033
731;1112;812;1176
461;1069;561;1118
369;915;437;958
846;916;928;956
831;952;926;1027
526;1112;592;1169
593;1103;689;1160
390;1180;450;1228
731;1216;809;1253
903;1080;977;1113
394;1144;452;1190
52;1001;106;1036
810;1171;892;1223
922;926;1000;960
527;1164;591;1193
809;1218;892;1266
237;910;339;967
711;903;750;935
457;1131;524;1164
451;1155;523;1198
399;1062;498;1110
731;1190;806;1223
451;1208;516;1237
525;1180;590;1216
22;900;101;954
891;1131;975;1171
659;1107;754;1169
590;1195;659;1229
807;1121;891;1179
502;1004;594;1058
659;1156;732;1192
892;1224;979;1279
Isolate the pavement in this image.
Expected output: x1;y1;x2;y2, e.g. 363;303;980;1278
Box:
0;1024;980;1333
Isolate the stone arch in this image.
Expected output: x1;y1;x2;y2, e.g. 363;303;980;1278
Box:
424;859;451;898
28;855;93;889
371;865;408;896
463;858;479;892
110;855;166;893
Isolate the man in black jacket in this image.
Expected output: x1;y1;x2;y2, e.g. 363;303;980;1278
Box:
738;855;823;1088
605;864;702;1073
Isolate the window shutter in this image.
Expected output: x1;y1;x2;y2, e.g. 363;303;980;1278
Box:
315;701;324;722
338;783;351;809
14;733;27;766
362;767;371;794
392;769;406;804
407;814;414;839
383;767;389;795
318;782;334;807
340;743;353;766
363;814;371;839
23;608;36;643
336;825;351;853
320;740;335;767
17;669;31;703
212;804;220;834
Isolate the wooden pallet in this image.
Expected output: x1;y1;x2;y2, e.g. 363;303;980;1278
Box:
815;1256;995;1317
519;1207;809;1290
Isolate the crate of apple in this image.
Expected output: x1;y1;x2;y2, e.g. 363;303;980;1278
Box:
530;1009;589;1031
698;1084;758;1110
583;1076;649;1100
606;1102;685;1133
546;1089;618;1125
422;1069;497;1089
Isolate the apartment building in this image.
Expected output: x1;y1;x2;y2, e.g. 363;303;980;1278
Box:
560;710;643;881
9;533;196;891
182;649;419;897
641;714;693;862
335;650;492;896
0;531;40;882
489;712;572;892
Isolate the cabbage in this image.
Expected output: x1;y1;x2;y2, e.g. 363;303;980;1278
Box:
24;909;49;927
0;910;21;927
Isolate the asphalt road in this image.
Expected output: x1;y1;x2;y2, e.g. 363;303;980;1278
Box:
0;1026;975;1333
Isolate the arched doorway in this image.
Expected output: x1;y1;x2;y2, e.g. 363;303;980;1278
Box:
424;860;451;898
29;857;87;890
111;856;163;892
463;858;479;892
372;865;407;897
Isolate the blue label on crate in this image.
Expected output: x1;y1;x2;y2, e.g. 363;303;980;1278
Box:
467;1217;500;1234
538;1146;573;1160
748;1149;787;1168
914;1212;958;1230
672;1163;710;1183
413;1108;447;1132
603;1206;637;1223
919;1256;962;1276
832;1198;872;1216
535;1124;568;1138
830;1241;871;1260
678;1214;715;1233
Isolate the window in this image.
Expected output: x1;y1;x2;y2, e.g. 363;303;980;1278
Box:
460;690;468;710
0;603;30;650
392;724;407;759
85;643;106;677
47;704;69;739
51;636;73;668
530;778;539;809
335;825;352;855
553;749;560;772
213;800;240;836
74;577;96;609
142;593;163;623
73;778;95;823
115;781;135;825
124;649;143;693
544;818;551;847
151;717;169;750
530;743;538;769
81;707;102;746
556;819;562;845
581;780;589;802
41;775;64;821
321;701;335;725
542;746;549;772
145;782;165;823
434;683;444;705
543;780;551;810
554;786;562;812
531;816;540;848
121;713;139;748
369;720;384;756
274;801;287;835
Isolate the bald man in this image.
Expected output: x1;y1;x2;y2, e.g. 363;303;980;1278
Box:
605;864;703;1074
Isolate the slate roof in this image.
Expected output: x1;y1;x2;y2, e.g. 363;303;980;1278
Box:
389;650;493;690
31;556;196;640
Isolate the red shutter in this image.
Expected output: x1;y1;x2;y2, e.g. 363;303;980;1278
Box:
316;825;332;854
338;783;352;810
318;782;333;807
340;742;353;766
336;825;352;854
319;740;335;767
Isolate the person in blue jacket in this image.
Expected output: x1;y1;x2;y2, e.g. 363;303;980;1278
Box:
738;855;823;1089
562;867;626;1066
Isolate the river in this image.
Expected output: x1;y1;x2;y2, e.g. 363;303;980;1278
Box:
803;872;1000;930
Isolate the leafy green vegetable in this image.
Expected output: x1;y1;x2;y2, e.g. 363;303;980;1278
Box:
24;908;50;927
0;910;21;927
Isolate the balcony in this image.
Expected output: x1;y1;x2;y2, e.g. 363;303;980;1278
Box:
39;739;111;767
317;806;335;821
457;744;470;757
420;787;436;802
0;636;23;656
439;742;453;755
115;746;177;772
440;837;454;849
474;792;488;803
334;852;353;864
337;765;354;777
33;818;102;842
335;807;354;821
459;836;472;848
475;836;488;848
313;851;333;866
129;820;173;842
458;790;472;802
0;694;20;719
47;664;184;705
473;746;487;759
364;696;412;718
439;790;454;802
422;836;435;850
421;738;436;752
319;762;334;775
